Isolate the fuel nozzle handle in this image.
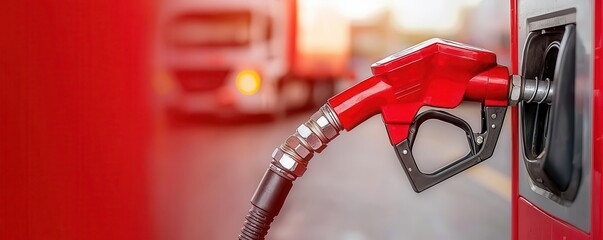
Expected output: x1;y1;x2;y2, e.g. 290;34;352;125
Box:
239;39;511;239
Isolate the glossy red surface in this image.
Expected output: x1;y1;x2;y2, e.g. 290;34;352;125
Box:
464;66;510;106
518;198;590;240
328;40;510;145
0;1;154;239
592;0;603;237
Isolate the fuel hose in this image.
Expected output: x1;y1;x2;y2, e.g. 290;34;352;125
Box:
238;104;343;240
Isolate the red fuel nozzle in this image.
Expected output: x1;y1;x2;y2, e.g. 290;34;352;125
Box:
239;39;514;240
329;39;510;145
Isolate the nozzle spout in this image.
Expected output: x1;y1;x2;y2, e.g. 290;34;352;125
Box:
509;75;555;105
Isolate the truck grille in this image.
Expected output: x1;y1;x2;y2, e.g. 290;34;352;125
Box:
173;69;229;92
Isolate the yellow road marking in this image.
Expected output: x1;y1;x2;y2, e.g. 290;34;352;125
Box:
466;165;512;201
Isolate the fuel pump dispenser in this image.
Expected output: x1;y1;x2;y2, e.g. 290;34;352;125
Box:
238;39;556;240
511;0;602;239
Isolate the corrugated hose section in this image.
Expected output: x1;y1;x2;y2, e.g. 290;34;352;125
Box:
239;206;273;240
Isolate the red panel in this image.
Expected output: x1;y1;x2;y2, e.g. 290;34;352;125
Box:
510;0;519;239
518;198;590;240
0;1;154;239
592;0;603;238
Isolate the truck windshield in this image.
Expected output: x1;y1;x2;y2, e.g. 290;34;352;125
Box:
167;12;251;48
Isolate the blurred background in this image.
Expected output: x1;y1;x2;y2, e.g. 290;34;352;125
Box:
0;0;512;239
151;0;511;239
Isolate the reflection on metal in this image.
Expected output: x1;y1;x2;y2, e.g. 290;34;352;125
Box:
509;75;555;105
270;104;343;180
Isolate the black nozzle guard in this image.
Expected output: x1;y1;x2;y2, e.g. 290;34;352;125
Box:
395;106;507;192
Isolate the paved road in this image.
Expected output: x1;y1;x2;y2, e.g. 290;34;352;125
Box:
150;105;512;240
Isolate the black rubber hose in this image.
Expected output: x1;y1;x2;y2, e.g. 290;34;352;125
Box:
239;168;293;240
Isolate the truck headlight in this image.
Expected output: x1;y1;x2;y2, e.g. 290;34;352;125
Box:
235;70;261;95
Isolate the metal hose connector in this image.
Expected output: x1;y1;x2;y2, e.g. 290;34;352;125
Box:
269;104;343;180
239;104;343;240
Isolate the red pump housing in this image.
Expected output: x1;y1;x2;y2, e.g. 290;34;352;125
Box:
328;39;510;145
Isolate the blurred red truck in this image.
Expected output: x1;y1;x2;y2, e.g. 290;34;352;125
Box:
156;0;352;117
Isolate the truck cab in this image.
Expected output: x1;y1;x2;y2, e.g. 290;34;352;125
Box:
157;0;350;118
158;0;280;117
